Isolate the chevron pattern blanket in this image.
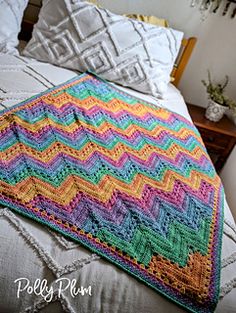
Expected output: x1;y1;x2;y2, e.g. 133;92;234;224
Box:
0;73;224;313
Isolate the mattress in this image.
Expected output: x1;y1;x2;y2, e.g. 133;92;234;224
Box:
0;53;235;313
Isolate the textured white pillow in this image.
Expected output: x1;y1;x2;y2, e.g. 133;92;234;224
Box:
0;0;28;55
23;0;183;97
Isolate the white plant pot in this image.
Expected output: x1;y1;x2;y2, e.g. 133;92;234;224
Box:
205;100;228;122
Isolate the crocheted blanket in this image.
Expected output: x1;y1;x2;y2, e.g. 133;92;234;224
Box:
0;73;224;313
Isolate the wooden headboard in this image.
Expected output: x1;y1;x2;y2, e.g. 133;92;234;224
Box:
19;1;197;87
171;37;197;86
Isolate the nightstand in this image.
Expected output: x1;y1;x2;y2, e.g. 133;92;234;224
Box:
187;103;236;172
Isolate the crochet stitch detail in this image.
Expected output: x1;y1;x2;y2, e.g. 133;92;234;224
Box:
0;73;224;313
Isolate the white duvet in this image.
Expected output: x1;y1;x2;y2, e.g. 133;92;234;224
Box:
0;53;236;313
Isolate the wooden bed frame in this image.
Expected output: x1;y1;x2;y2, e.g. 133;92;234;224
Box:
171;37;197;86
19;3;197;87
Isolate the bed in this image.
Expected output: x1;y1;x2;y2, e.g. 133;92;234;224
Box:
0;2;236;313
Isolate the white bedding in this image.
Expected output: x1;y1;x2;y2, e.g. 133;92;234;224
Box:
0;53;236;313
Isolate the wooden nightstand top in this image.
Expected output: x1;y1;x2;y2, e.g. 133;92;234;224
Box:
187;103;236;138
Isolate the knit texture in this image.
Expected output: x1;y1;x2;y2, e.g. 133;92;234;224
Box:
0;73;224;313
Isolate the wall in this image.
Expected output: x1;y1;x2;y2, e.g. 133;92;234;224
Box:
96;0;236;220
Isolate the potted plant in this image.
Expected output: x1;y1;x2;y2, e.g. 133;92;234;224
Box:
202;71;236;122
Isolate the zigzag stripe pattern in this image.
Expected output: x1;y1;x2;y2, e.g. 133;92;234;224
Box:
0;73;224;313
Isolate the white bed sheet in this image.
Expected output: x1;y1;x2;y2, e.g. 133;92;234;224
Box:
0;53;236;313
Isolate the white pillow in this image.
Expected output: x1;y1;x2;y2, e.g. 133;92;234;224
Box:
0;0;28;55
23;0;183;98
